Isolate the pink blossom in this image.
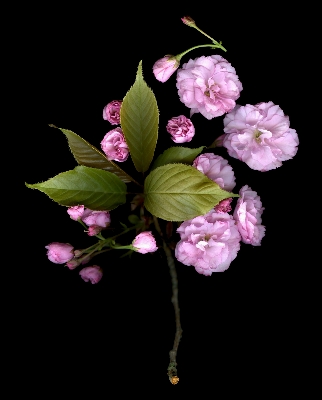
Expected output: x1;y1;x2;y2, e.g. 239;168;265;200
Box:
192;153;236;191
132;231;158;254
175;210;241;275
223;102;299;171
45;242;74;264
176;55;242;119
153;56;179;83
214;198;232;213
100;127;129;162
103;100;122;125
67;205;85;221
233;185;265;246
166;115;195;143
79;265;103;284
82;210;111;228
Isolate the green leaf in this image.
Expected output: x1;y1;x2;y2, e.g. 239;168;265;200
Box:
50;125;134;184
144;163;238;221
120;61;159;172
151;146;205;170
25;165;127;210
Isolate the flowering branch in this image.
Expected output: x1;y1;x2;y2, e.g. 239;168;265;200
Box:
153;216;182;385
26;15;298;385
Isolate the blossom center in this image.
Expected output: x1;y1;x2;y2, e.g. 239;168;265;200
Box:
254;129;262;143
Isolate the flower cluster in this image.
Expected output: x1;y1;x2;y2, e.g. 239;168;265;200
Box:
101;100;129;162
45;206;158;283
175;152;266;275
67;205;111;236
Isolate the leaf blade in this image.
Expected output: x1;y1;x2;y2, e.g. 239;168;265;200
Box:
26;165;127;210
120;61;159;172
144;163;238;221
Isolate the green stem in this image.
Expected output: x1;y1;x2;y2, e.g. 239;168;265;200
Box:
177;43;226;62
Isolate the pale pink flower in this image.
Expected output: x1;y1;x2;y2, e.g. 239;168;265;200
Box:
153;56;179;83
82;210;111;228
45;242;74;264
100;127;129;162
176;55;242;119
67;205;85;221
175;210;241;275
132;231;158;254
166;115;195;143
79;265;103;284
103;100;122;125
214;198;232;213
193;153;236;191
233;185;265;246
223;102;299;171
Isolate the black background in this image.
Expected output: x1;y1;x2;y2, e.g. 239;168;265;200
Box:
16;4;311;395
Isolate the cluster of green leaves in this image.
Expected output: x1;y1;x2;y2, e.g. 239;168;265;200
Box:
26;61;237;221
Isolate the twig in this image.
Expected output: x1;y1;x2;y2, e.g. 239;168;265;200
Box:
153;216;183;385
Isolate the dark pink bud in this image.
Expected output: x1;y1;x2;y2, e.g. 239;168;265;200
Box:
181;16;196;27
66;258;81;270
87;225;102;236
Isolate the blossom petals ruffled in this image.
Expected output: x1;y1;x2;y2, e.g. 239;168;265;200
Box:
175;211;241;275
176;55;242;119
223;102;299;171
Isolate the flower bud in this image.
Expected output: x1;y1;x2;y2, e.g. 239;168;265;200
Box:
132;231;158;254
87;225;102;236
67;205;85;220
45;242;74;264
152;56;179;83
79;265;103;284
103;100;122;125
82;210;111;228
181;16;196;27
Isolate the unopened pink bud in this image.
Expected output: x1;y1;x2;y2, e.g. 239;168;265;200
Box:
67;205;85;220
79;265;103;284
87;225;102;236
152;56;179;83
132;231;158;254
45;242;74;264
103;100;122;125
